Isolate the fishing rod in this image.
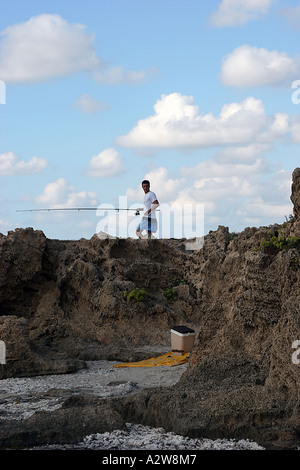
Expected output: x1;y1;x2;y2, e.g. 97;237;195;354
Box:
16;207;159;216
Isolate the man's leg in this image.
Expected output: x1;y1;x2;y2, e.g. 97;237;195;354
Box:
136;228;144;239
147;217;157;239
147;231;156;239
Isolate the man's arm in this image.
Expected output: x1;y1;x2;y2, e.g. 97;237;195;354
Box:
145;199;159;216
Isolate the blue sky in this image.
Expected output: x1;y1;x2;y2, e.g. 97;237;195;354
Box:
1;0;300;240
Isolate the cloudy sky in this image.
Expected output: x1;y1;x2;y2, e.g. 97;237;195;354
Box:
1;0;300;240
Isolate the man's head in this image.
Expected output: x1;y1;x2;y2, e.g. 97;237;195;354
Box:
141;180;150;193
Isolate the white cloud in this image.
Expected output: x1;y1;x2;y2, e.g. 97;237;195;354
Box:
125;142;293;235
128;161;261;210
180;162;265;211
126;166;185;203
0;14;100;83
179;158;293;228
181;157;267;182
280;5;300;30
211;0;273;27
0;14;149;84
215;143;270;163
238;197;293;221
86;148;125;177
35;178;98;208
0;152;47;175
93;66;147;85
74;94;109;114
221;45;300;88
116;92;290;150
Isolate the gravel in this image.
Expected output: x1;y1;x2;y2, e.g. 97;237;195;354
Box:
0;360;265;450
0;359;188;420
40;422;265;450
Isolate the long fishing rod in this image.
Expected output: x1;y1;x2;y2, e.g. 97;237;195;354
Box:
16;207;160;215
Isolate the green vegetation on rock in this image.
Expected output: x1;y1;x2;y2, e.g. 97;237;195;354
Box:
123;288;148;302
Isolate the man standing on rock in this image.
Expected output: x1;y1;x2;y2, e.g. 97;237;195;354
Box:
136;180;159;239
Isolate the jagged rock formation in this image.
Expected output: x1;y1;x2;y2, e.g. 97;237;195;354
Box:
0;231;200;378
0;168;300;449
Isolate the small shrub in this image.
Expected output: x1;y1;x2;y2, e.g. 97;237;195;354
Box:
259;235;300;254
123;288;148;302
164;287;178;302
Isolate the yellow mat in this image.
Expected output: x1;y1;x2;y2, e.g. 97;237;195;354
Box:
113;352;190;368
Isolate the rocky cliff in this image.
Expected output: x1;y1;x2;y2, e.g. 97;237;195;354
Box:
0;168;300;449
0;229;201;377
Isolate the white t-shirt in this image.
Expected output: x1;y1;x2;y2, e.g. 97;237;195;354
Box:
144;190;158;219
